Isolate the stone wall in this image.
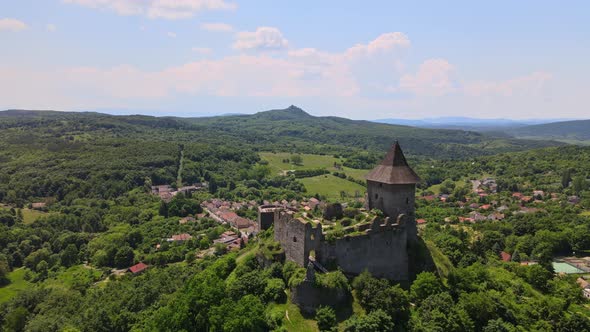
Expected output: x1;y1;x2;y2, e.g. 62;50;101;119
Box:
273;211;411;282
291;281;352;315
258;205;280;231
273;211;322;267
317;217;409;280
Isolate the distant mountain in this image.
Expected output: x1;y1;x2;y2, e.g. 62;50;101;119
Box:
183;106;565;158
373;117;571;131
507;119;590;143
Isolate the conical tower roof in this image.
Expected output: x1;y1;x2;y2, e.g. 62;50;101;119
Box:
365;142;420;184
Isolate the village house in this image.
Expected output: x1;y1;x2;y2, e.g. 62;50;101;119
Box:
179;216;196;224
212;231;246;251
576;277;590;299
500;251;512;262
128;262;149;274
469;211;487;222
31;202;47;210
568;196;581;204
487;212;505;221
459;216;476;223
167;233;192;243
213;231;239;244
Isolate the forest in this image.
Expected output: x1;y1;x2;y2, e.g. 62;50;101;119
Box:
0;108;589;331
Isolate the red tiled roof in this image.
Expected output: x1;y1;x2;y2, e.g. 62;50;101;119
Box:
233;217;252;229
500;251;512;262
171;233;192;241
219;211;239;222
416;219;427;224
128;262;148;274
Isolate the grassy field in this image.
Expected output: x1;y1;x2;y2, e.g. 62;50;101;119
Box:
300;175;366;201
259;152;370;181
270;292;318;332
0;268;33;304
21;208;48;224
260;152;369;201
45;265;103;290
581;211;590;217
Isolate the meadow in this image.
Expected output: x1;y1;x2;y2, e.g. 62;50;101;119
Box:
260;152;369;201
0;269;32;304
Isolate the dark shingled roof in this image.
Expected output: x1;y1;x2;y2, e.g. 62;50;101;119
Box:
365;142;421;184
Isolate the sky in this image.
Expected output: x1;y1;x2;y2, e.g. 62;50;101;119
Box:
0;0;589;119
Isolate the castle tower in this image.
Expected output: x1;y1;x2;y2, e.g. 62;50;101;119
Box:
365;142;420;240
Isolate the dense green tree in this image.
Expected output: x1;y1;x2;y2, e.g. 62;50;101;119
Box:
343;310;395;332
410;272;444;305
114;246;134;269
0;254;10;285
263;278;286;303
61;244;79;268
3;306;29;332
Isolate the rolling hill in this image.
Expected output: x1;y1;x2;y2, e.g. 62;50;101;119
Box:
1;106;565;160
185;105;564;158
507;119;590;144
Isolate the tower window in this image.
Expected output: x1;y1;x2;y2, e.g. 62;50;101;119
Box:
375;193;379;199
379;183;383;188
406;197;409;205
293;237;297;242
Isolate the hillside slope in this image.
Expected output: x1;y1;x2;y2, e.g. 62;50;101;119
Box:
507;119;590;143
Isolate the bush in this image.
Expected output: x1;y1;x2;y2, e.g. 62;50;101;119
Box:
316;306;337;332
264;278;286;303
316;270;350;291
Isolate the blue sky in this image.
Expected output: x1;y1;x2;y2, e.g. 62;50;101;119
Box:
0;0;588;119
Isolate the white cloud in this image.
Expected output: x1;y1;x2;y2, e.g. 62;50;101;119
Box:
346;32;410;58
233;27;289;51
192;47;213;55
62;0;237;19
399;59;455;96
200;22;233;32
0;18;27;32
46;24;57;32
464;72;552;97
167;31;177;38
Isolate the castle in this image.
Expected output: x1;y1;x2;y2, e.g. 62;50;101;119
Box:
258;142;420;281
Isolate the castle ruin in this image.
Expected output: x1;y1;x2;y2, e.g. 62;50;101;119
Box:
258;142;420;281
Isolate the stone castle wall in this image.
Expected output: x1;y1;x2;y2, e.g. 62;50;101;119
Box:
273;211;322;267
273;210;410;281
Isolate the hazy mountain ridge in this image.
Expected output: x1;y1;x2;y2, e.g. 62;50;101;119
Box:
506;119;590;142
1;107;565;158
